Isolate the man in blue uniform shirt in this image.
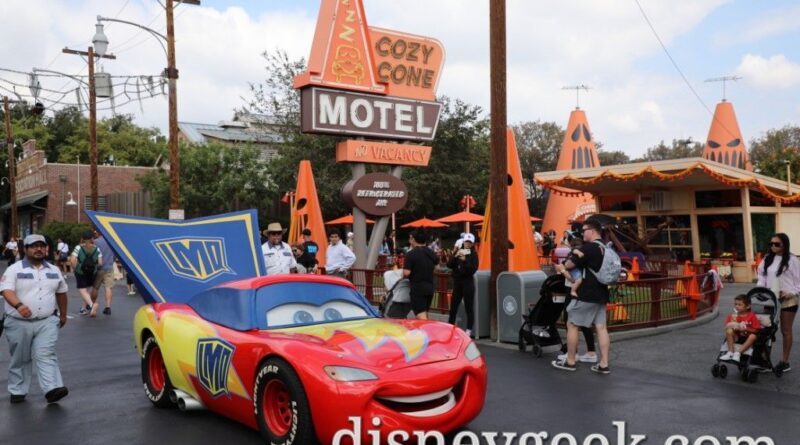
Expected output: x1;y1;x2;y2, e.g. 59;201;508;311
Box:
1;234;69;404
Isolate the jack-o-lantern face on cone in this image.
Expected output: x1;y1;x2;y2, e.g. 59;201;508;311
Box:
478;128;540;271
541;109;599;237
289;160;328;267
702;101;751;171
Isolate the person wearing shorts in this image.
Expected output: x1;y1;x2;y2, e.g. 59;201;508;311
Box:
69;231;103;317
552;219;612;375
403;230;436;320
91;230;116;315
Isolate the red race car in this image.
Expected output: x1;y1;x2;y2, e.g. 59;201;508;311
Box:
87;210;486;444
134;274;487;444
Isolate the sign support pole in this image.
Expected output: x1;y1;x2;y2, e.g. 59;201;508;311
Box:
351;162;368;269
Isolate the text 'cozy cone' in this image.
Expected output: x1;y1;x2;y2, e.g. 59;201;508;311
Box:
289;160;327;267
702;101;751;171
541;109;598;237
478;128;540;272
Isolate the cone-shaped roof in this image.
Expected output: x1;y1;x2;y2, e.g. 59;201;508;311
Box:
478;128;540;271
541;109;598;237
702;101;751;171
289;160;328;267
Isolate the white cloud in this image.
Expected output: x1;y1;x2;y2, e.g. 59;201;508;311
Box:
735;54;800;89
0;0;781;160
713;4;800;46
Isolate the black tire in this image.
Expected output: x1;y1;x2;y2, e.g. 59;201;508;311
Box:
740;367;749;382
532;344;543;358
141;336;176;408
719;364;728;379
517;333;527;352
711;364;719;378
254;357;318;445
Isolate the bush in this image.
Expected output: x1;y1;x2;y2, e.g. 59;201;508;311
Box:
39;221;94;251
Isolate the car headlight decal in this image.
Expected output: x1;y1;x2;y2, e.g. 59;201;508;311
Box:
464;342;481;361
324;365;379;382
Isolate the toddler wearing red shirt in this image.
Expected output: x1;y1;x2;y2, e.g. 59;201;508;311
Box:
721;294;761;362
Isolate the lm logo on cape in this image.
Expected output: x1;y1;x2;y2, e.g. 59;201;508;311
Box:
154;237;234;282
196;338;235;397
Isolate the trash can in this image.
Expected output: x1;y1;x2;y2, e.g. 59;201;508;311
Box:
471;270;492;339
497;270;548;343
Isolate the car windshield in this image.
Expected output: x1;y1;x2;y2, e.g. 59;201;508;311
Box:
255;282;375;329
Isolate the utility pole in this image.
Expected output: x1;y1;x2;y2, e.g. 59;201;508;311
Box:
489;0;508;340
62;47;116;212
166;0;199;217
3;97;20;239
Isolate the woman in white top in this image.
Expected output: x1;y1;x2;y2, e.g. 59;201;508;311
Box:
756;233;800;373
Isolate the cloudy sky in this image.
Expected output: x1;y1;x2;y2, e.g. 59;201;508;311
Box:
1;0;799;157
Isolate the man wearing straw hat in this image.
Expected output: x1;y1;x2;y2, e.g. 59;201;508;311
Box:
262;223;297;275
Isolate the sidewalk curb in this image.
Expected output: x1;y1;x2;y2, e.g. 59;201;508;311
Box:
474;306;720;351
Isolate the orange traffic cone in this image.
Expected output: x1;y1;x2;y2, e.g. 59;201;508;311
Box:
607;303;629;323
630;257;641;280
676;260;690;297
752;252;762;272
686;263;703;320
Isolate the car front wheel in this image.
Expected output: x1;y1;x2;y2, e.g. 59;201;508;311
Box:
254;357;318;445
141;336;176;408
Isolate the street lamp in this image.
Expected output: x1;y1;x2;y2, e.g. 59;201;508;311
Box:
66;192;77;206
95;0;201;219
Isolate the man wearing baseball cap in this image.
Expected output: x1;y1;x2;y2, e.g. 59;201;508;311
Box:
1;234;69;404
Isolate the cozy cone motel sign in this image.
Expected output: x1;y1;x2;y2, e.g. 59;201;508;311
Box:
294;0;445;168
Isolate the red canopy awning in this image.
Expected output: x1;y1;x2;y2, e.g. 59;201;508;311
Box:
401;217;448;228
436;211;484;224
325;214;375;225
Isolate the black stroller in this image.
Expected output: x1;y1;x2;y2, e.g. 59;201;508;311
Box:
711;287;783;383
518;274;569;357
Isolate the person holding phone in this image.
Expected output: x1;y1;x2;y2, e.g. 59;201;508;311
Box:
447;234;479;336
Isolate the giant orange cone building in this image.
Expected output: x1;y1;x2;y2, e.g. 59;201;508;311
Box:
541;108;599;237
702;101;751;171
289;160;327;267
479;128;540;271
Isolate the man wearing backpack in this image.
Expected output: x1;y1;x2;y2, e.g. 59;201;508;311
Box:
552;219;613;375
69;231;103;317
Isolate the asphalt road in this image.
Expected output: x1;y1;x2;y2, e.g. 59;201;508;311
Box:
0;277;797;445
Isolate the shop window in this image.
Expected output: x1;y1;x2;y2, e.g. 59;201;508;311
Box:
695;189;742;208
698;214;745;261
599;194;636;211
751;213;775;257
749;189;776;207
644;215;692;258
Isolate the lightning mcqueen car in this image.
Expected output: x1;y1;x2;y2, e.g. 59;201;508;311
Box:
134;274;487;444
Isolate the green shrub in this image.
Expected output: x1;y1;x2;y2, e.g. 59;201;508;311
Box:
39;221;94;251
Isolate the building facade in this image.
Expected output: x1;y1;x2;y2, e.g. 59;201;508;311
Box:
536;158;800;282
1;140;155;237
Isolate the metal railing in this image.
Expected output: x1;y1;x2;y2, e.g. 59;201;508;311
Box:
346;259;719;331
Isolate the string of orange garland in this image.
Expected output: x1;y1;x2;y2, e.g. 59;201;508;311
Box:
534;162;800;204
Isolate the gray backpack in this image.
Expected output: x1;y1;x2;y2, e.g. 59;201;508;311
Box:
585;240;622;285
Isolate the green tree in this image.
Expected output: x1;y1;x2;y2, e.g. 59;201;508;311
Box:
597;149;631;166
138;142;272;219
638;138;702;161
57;114;166;167
749;126;800;183
513;120;564;217
44;106;84;162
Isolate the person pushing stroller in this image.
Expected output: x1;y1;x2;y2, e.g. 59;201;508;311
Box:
720;294;761;363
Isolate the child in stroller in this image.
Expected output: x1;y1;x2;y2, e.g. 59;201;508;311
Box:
518;274;569;357
711;287;784;383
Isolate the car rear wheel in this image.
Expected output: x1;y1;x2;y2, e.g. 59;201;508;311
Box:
141;336;176;408
254;357;318;445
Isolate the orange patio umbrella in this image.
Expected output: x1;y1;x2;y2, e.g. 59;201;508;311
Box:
325;214;375;225
435;211;484;224
401;217;448;229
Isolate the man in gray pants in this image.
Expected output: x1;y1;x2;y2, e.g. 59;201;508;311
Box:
1;234;69;404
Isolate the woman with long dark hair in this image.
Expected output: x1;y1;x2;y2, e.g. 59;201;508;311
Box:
757;233;800;373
